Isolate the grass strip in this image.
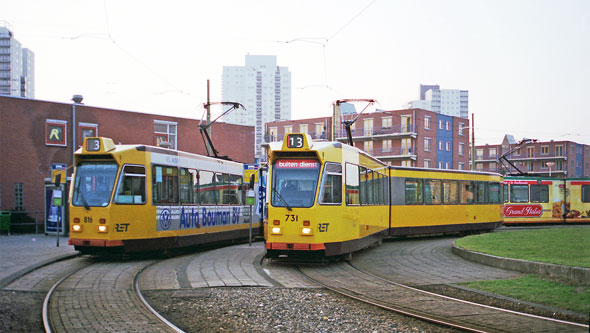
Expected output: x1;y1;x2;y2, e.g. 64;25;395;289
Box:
460;275;590;314
455;227;590;268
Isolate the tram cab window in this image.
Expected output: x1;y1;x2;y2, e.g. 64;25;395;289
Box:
582;185;590;203
272;159;320;208
115;165;146;204
530;184;549;203
152;165;179;204
489;182;502;204
510;184;529;203
405;179;424;204
319;162;342;205
199;170;217;205
73;162;118;207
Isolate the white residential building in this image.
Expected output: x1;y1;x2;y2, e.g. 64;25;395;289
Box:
0;23;34;98
222;55;291;161
407;84;468;118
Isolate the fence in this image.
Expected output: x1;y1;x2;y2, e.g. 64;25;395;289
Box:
0;211;46;234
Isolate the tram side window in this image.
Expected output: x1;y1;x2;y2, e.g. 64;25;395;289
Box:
179;168;194;204
503;184;509;203
152;165;179;204
460;181;474;204
582;185;590;203
474;181;488;204
319;162;342;205
443;180;459;204
359;167;368;205
424;179;442;204
199;170;216;205
530;184;549;203
225;174;243;205
405;178;424;204
345;163;360;205
489;182;502;204
375;172;384;205
510;184;529;203
115;165;146;204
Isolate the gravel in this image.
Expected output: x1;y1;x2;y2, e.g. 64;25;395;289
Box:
144;287;457;332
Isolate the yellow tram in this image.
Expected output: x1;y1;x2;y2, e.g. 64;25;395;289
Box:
265;133;503;258
68;137;260;253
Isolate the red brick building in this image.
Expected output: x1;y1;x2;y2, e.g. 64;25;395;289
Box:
0;95;255;217
265;108;471;169
473;135;590;177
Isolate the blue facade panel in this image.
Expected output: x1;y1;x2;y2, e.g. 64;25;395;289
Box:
576;143;583;177
436;114;453;169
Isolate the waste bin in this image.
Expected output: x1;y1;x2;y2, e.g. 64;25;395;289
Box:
0;211;10;234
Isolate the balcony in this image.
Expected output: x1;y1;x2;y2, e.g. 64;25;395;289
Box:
335;124;417;141
372;147;417;161
476;152;568;163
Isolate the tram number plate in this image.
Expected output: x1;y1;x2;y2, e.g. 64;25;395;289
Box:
285;214;299;222
318;223;329;232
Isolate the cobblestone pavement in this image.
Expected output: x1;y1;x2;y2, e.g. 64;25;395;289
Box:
351;236;523;286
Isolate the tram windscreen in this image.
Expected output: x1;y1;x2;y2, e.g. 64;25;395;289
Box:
272;159;320;208
72;162;118;207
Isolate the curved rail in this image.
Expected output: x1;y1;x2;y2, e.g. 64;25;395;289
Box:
42;269;79;333
134;262;185;333
295;262;588;332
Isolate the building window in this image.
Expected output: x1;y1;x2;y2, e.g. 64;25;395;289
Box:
459;162;465;170
363;141;373;155
446;121;450;131
555;145;563;156
488;148;496;158
439;141;444;151
314;123;324;139
424;159;431;168
401;138;411;155
439;161;444;169
446;162;451;169
476;149;483;160
363;118;373;136
458;122;465;136
14;183;24;211
382;117;392;129
46;119;67;147
78;122;98;147
446;142;451;151
424;116;431;130
284;125;293;134
541;146;549;155
439;120;444;129
458;142;465;156
528;147;535;158
424;138;431;152
382;140;392;153
269;127;278;141
299;124;308;134
154;120;177;149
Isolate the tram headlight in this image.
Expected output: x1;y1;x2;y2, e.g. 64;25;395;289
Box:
72;224;82;232
271;227;282;235
97;225;108;233
300;227;312;236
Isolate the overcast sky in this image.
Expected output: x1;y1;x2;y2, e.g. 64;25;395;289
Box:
4;0;589;145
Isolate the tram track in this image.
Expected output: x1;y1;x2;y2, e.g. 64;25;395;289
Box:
295;261;589;333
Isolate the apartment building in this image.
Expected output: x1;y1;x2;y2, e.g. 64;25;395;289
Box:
473;135;590;177
265;108;470;169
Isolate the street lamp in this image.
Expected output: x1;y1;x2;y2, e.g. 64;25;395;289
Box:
546;162;555;177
